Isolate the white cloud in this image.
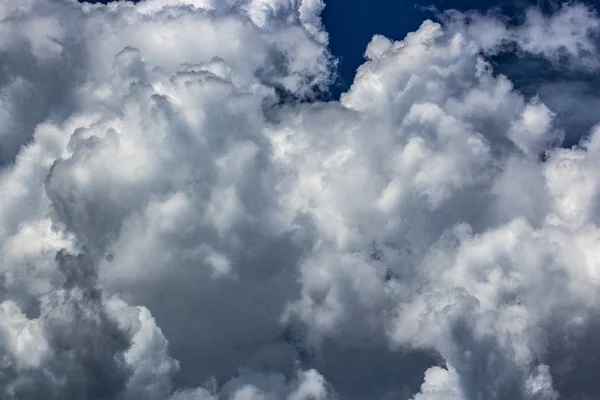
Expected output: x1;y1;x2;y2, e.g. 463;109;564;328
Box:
0;300;49;370
412;366;463;400
452;3;600;70
2;0;600;399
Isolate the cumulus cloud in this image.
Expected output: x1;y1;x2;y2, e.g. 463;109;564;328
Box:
3;0;600;399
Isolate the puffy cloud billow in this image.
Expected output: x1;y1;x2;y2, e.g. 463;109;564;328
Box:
2;0;600;399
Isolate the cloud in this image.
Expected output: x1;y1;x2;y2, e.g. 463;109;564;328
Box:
448;3;600;70
1;251;133;400
3;0;600;399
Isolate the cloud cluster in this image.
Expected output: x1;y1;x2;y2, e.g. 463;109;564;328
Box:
2;0;600;399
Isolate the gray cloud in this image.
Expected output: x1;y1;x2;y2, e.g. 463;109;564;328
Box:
3;0;600;399
1;251;132;400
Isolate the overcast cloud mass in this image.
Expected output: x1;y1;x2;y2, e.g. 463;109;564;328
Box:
2;0;600;399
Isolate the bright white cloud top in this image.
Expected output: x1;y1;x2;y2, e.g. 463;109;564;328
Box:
2;0;600;399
